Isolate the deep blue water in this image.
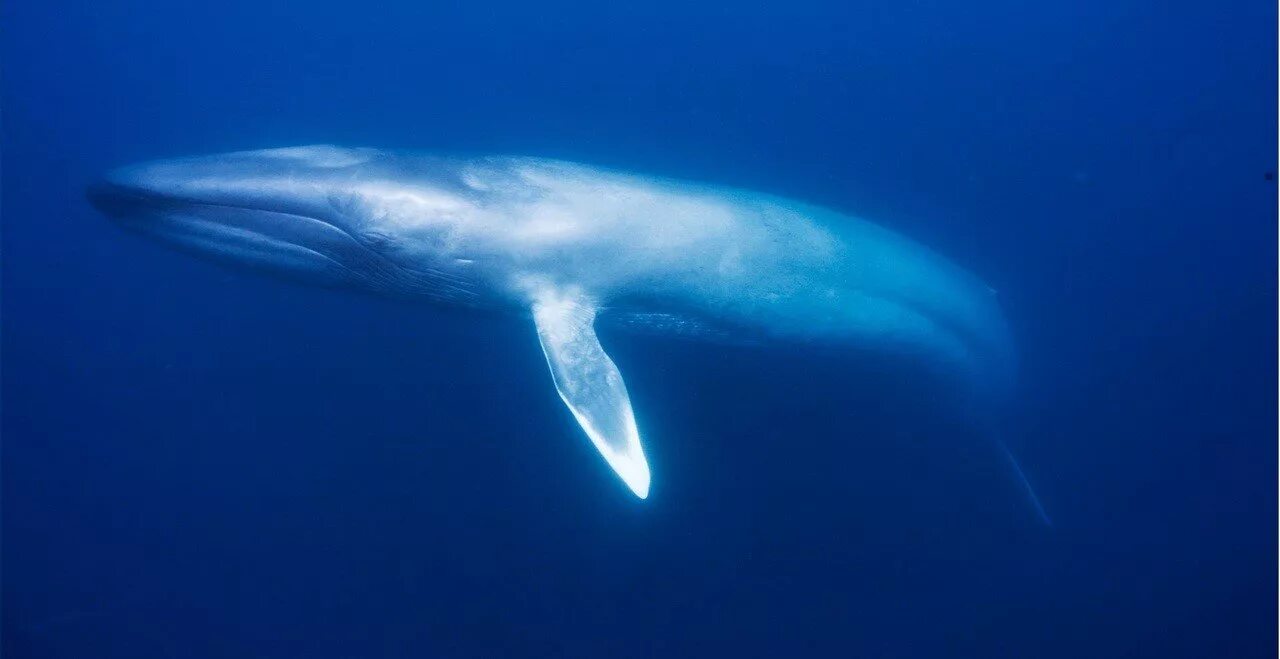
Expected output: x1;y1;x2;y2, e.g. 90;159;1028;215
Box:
3;1;1276;657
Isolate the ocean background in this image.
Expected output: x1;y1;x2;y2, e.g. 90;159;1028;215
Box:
3;0;1275;656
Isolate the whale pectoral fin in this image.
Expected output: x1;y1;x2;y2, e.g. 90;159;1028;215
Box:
532;289;650;499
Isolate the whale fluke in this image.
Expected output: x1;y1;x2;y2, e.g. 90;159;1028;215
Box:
532;287;651;498
996;440;1052;526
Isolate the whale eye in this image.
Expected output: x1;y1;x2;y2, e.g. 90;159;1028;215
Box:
327;192;366;219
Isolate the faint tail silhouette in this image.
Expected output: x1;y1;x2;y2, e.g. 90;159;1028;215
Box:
996;438;1052;526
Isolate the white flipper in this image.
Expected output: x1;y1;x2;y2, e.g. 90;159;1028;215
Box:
532;287;651;498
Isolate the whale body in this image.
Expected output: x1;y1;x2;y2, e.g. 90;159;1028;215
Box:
89;145;1027;506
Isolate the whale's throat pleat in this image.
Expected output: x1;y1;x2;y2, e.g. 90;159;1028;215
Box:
531;287;650;498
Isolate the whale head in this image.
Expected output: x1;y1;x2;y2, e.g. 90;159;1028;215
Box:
87;145;480;301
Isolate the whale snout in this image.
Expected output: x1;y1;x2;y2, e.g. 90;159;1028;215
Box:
86;168;173;223
87;157;228;222
86;151;387;288
87;146;367;233
86;179;135;218
88;145;374;217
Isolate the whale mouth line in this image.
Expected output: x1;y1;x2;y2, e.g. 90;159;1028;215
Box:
88;179;479;302
89;181;325;231
87;180;369;252
87;179;388;279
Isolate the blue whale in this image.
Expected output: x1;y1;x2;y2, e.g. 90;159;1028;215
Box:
89;145;1042;517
